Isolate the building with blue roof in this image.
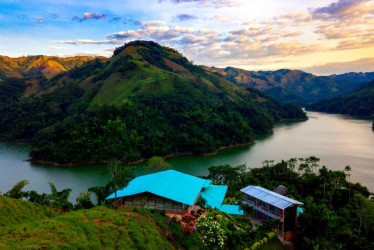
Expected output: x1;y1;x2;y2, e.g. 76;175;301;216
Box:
106;170;243;216
241;185;303;240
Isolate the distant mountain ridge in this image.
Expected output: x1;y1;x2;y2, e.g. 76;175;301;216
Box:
0;55;100;78
206;67;374;105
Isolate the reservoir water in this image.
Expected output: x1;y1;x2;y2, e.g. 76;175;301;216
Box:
1;111;373;202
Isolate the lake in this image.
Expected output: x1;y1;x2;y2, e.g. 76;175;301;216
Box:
0;111;373;202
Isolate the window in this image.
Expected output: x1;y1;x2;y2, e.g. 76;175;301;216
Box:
249;196;254;203
165;200;172;208
173;202;181;209
124;197;133;205
134;198;141;206
269;205;279;214
259;200;267;210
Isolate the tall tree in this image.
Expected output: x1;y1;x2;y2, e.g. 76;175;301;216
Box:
109;160;134;209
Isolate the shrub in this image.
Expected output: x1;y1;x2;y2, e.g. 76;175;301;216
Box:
196;216;226;249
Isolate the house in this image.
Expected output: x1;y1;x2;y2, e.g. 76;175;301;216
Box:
106;170;243;216
241;185;303;240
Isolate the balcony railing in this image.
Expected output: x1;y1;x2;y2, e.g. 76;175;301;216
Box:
242;200;282;220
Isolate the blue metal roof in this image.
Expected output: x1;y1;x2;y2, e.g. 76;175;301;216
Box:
240;186;303;209
106;170;207;206
219;205;244;215
201;185;228;209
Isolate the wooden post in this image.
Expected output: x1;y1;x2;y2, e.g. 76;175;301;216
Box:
294;206;298;231
282;209;285;240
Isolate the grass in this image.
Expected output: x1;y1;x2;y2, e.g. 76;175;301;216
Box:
90;61;178;106
0;195;61;227
259;237;288;250
0;195;200;249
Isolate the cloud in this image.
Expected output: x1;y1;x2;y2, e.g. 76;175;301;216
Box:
52;40;77;45
48;46;64;50
73;13;108;22
335;36;374;50
139;20;167;27
174;14;197;21
182;35;207;44
52;39;127;45
57;51;112;58
109;30;144;39
163;0;239;8
34;17;44;24
301;57;374;75
108;24;198;41
174;26;195;33
312;0;374;20
111;17;122;22
77;39;118;44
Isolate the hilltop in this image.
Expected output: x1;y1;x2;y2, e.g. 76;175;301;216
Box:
207;67;374;105
0;41;306;164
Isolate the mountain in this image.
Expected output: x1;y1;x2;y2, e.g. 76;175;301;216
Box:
0;41;306;164
206;67;374;105
306;80;374;117
206;67;308;106
333;72;374;83
0;55;100;78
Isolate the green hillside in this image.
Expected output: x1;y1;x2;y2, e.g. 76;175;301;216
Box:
0;41;306;164
207;67;374;105
0;195;198;249
307;81;374;117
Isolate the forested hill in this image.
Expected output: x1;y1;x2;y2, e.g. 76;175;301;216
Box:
306;80;374;117
206;67;374;106
0;55;99;78
0;40;306;165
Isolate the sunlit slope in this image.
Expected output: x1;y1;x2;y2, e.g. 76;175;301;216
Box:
0;55;98;78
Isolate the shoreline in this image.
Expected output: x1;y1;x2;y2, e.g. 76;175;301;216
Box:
27;142;253;167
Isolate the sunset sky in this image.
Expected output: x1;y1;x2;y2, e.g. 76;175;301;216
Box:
1;0;373;75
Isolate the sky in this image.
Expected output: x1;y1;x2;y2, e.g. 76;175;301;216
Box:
0;0;373;75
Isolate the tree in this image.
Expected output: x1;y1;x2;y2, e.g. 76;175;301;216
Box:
344;165;352;203
48;182;73;211
5;180;29;199
88;183;112;205
109;161;134;209
147;156;171;173
75;192;94;209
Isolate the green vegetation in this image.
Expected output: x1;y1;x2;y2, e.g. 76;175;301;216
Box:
0;41;306;164
0;198;197;249
205;157;374;249
208;67;374;105
307;81;374;117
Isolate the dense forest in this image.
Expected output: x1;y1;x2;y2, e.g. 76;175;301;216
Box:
0;41;306;164
307;81;374;117
1;158;372;249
